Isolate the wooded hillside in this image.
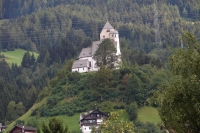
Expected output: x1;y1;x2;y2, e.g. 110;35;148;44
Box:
0;0;199;126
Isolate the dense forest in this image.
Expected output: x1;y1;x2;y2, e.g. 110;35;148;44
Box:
0;0;199;20
0;0;199;129
0;0;199;52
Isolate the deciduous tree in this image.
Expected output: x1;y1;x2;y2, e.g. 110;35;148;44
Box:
97;111;135;133
90;66;113;101
37;118;69;133
93;38;118;69
157;32;200;132
126;102;138;121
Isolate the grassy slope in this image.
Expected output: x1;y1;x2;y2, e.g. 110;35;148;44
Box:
5;106;160;132
4;98;46;133
137;106;161;124
5;108;130;132
1;49;39;66
31;114;80;132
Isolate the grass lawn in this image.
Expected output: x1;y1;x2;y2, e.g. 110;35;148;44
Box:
5;105;160;132
30;110;129;132
56;115;80;131
137;106;161;124
28;114;80;132
2;49;39;66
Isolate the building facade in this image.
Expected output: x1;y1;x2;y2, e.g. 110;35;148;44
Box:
0;123;7;132
72;21;121;73
79;109;108;133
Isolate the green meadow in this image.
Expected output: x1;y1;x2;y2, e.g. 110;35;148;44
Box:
29;114;80;132
1;49;39;66
137;106;161;124
5;106;161;132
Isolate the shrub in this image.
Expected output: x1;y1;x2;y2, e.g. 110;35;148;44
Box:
16;120;24;125
126;102;138;121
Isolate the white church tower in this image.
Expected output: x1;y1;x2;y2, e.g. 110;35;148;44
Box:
72;21;121;73
100;21;121;55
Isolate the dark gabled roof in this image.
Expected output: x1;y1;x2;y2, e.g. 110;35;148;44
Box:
18;126;36;131
80;109;109;121
103;21;114;29
9;125;36;133
79;47;92;58
92;40;102;55
72;59;89;69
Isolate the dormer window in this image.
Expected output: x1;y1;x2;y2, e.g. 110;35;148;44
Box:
107;29;110;32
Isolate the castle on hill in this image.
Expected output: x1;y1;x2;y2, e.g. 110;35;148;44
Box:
72;21;121;73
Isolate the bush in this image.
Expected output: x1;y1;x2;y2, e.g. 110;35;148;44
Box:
0;54;5;58
26;118;37;127
46;97;58;107
126;102;138;121
118;85;125;90
16;120;24;125
134;121;163;133
36;87;49;102
2;49;7;52
31;109;36;116
114;105;125;109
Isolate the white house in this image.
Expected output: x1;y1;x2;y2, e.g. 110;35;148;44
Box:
72;21;121;73
79;109;108;133
0;123;7;132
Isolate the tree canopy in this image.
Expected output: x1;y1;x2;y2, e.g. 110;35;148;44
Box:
97;111;135;133
93;38;118;69
37;118;69;133
157;32;200;132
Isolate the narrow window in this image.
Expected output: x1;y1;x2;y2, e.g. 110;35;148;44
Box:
89;61;91;67
78;68;79;71
103;35;105;38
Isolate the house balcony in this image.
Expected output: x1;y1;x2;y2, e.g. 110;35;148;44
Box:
81;122;98;127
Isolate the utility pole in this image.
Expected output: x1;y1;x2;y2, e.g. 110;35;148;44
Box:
154;0;162;48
